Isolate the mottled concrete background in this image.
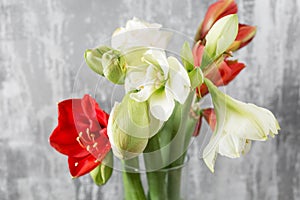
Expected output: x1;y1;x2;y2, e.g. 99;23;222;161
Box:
0;0;299;199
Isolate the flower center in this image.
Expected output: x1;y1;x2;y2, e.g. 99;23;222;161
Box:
76;128;109;161
154;71;165;89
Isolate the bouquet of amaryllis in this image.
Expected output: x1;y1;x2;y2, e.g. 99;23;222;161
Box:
49;0;280;199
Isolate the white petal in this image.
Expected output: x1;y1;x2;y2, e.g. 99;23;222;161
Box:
143;49;169;79
111;18;172;49
107;102;119;157
125;17;161;30
203;143;218;173
242;140;252;155
227;100;278;141
130;85;156;102
166;56;191;104
221;109;265;141
205;78;280;142
125;65;148;92
218;133;246;158
149;89;175;121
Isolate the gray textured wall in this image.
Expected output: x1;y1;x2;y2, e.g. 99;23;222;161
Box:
1;0;299;199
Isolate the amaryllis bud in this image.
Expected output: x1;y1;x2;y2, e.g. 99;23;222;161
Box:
102;49;127;84
202;14;239;69
84;46;112;76
195;0;237;41
228;24;257;52
107;102;148;160
90;152;113;186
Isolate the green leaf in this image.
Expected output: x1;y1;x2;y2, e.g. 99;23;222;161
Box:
90;152;113;186
180;41;194;72
188;67;204;89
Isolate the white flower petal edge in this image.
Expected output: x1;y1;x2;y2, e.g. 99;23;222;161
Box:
111;17;172;50
107;102;123;159
203;78;280;172
166;56;191;104
149;89;175;121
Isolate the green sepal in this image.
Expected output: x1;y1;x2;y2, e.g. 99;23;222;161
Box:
180;41;194;72
188;67;204;89
90;151;113;186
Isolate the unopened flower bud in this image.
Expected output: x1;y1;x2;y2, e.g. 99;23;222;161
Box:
108;102;148;160
84;46;111;76
102;50;127;84
90;152;113;186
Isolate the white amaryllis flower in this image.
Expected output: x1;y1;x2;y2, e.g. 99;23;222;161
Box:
125;49;191;121
111;17;172;50
203;78;280;172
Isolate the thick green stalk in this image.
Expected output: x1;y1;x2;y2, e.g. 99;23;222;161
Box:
167;92;195;200
144;133;167;200
167;167;183;200
122;158;147;200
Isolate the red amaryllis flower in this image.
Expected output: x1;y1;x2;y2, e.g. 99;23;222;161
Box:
49;94;111;177
195;0;237;41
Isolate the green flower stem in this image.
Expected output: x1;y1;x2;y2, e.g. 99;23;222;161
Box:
167;166;184;200
122;158;147;200
167;92;195;200
144;133;167;200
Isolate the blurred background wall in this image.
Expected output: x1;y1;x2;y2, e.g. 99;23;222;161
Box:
0;0;299;199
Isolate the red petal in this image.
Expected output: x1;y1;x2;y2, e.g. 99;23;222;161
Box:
81;95;102;132
192;42;205;67
95;105;109;128
81;94;109;130
81;95;98;123
229;24;257;51
202;108;217;131
196;0;238;41
193;116;202;137
197;59;245;97
221;60;245;85
49;99;89;157
49;126;89;158
68;155;100;177
60;99;90;133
